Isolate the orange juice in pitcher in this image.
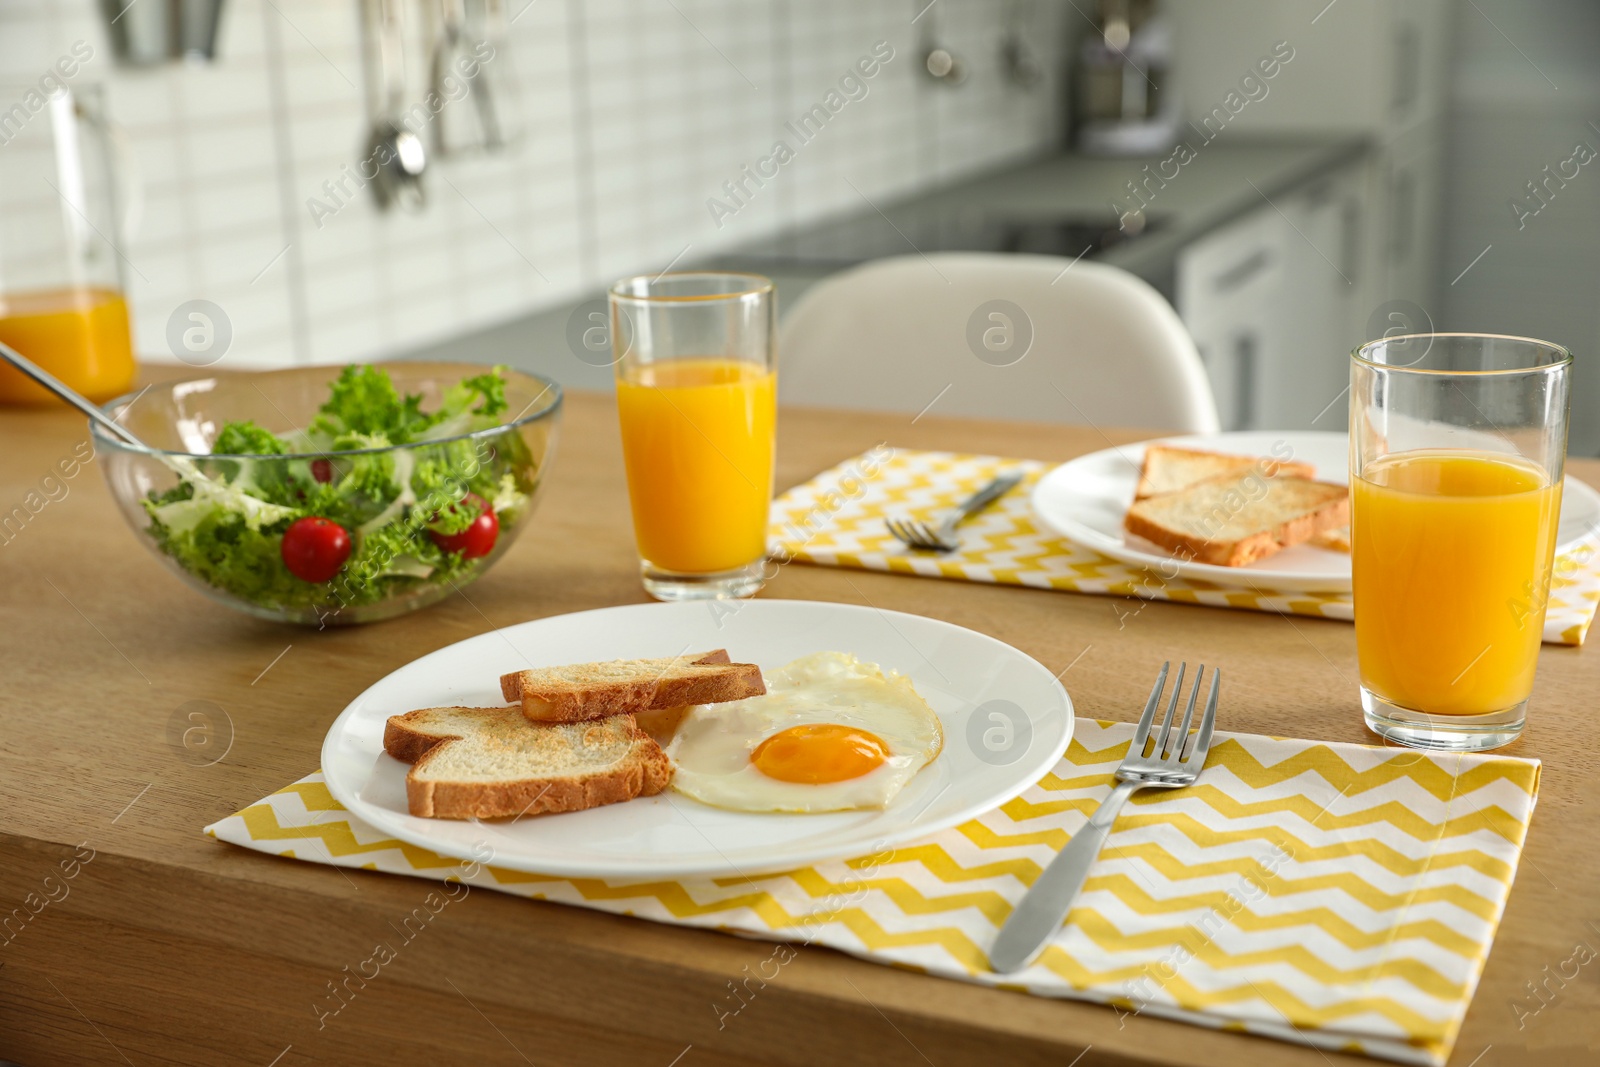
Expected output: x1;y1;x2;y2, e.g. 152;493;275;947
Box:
0;81;139;406
0;287;136;405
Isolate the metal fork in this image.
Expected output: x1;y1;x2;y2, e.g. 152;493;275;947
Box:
886;472;1023;552
988;662;1221;973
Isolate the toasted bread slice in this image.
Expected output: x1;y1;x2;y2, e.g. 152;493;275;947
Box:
1134;445;1315;500
384;706;672;819
500;649;765;724
1311;525;1351;553
1123;473;1349;567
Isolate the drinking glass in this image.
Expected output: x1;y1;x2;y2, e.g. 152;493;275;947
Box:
0;81;138;405
1351;333;1571;750
609;272;777;601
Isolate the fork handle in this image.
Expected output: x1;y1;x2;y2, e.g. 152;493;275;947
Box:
941;472;1023;534
988;779;1140;973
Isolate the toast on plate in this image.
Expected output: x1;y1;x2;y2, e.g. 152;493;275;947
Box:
1124;472;1349;567
384;706;672;819
1134;444;1315;500
500;649;765;724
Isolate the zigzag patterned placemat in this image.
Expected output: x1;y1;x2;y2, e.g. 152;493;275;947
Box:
768;449;1600;645
208;720;1540;1065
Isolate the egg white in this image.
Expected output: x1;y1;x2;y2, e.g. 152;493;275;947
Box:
664;651;944;813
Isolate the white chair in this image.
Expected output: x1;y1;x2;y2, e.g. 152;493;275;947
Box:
778;252;1220;433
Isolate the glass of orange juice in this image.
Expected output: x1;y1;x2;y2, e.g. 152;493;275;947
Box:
609;272;777;601
1351;333;1571;750
0;81;137;406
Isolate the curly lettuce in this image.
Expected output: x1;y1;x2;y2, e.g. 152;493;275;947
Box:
140;365;535;619
305;364;513;448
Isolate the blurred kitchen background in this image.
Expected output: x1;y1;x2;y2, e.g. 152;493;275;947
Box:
2;0;1599;450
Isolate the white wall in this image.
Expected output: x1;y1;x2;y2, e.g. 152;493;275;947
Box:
0;0;1068;369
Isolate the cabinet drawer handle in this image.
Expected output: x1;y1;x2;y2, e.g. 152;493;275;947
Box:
1211;248;1273;293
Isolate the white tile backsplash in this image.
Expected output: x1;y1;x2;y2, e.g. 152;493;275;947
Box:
0;0;1067;368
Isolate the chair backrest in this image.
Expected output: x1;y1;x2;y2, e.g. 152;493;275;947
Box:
778;252;1220;433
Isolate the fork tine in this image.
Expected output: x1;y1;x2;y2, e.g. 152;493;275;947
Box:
1154;662;1187;759
888;517;941;550
1172;665;1203;762
1183;669;1221;771
887;518;918;546
1130;661;1169;755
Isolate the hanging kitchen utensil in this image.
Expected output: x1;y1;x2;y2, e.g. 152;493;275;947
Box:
428;0;515;158
361;0;426;211
99;0;225;65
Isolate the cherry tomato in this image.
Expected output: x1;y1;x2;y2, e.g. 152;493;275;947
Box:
430;494;499;560
310;458;333;483
281;516;352;582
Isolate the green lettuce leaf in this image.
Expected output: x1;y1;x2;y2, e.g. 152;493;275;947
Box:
308;366;431;444
213;421;289;455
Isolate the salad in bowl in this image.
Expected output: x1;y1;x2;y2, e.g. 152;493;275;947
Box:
95;361;561;625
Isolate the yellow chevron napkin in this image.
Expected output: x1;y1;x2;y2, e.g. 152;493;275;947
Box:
769;448;1600;645
208;720;1539;1065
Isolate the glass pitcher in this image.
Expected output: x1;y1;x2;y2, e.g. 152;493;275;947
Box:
0;80;138;405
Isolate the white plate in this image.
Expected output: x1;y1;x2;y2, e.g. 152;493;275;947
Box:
1031;430;1600;594
321;599;1074;880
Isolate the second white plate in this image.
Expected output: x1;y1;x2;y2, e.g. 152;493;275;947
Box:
321;599;1075;880
1030;430;1600;594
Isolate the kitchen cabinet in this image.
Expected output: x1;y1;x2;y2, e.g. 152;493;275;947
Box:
1275;165;1368;428
1169;0;1456;430
1176;205;1284;431
1374;125;1447;315
1177;163;1368;430
1386;0;1454;132
1168;0;1452;138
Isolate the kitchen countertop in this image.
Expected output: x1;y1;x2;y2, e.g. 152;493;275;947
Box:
402;137;1369;395
719;135;1370;288
3;387;1598;1066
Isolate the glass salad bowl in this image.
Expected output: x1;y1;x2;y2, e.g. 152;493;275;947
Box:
94;362;561;626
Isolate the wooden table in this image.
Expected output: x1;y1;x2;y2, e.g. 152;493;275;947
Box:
3;389;1596;1067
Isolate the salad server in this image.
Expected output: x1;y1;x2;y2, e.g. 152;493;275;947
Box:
0;338;146;448
0;339;303;529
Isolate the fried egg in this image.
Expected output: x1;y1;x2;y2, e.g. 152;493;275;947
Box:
665;651;943;812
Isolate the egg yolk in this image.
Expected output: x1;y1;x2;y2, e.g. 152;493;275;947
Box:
751;724;889;784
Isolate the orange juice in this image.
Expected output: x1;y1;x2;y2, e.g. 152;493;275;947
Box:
1353;450;1562;715
616;357;776;574
0;287;136;405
